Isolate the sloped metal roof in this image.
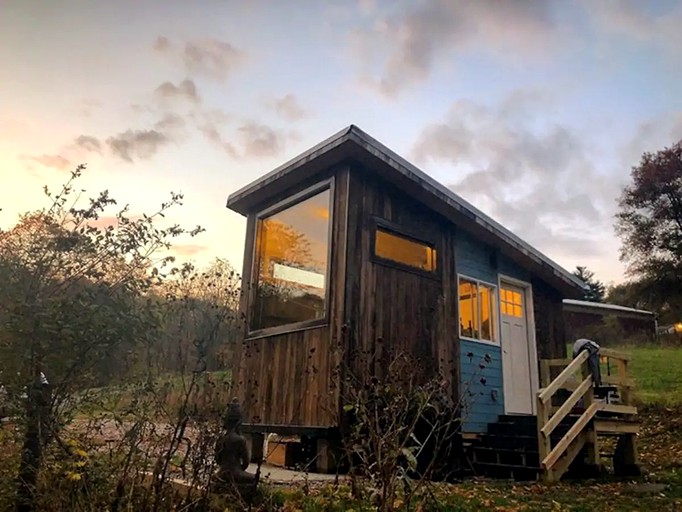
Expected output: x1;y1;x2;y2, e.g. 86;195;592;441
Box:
227;125;587;294
563;299;654;317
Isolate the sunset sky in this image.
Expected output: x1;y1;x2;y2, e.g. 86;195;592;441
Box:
2;0;681;285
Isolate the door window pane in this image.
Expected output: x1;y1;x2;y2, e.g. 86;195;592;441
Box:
501;287;524;318
251;188;331;331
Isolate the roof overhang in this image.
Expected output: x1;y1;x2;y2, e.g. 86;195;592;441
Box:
227;125;587;297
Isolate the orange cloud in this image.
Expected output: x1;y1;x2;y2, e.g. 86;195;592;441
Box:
172;243;208;256
86;215;143;229
31;154;71;170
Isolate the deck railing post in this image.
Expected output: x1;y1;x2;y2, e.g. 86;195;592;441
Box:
540;360;551;388
617;358;632;405
583;382;600;468
536;392;551;481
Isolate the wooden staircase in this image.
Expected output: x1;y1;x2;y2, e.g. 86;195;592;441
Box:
468;414;577;481
467;348;640;482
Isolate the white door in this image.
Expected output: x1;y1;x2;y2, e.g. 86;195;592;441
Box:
500;284;534;414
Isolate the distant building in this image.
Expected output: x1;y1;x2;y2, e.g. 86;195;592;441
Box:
563;299;657;346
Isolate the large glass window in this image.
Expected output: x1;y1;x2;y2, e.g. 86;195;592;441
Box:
251;187;331;331
458;277;497;342
374;227;436;272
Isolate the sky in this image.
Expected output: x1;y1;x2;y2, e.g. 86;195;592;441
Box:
1;0;682;286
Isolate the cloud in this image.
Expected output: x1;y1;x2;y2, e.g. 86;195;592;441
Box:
154;36;245;82
350;0;560;96
23;135;100;171
154;113;186;133
77;98;103;117
153;36;171;52
272;94;308;121
237;122;288;158
198;119;292;159
87;215;143;230
31;154;71;170
172;243;208;257
73;135;102;153
585;1;682;58
155;79;200;103
621;112;682;171
106;129;169;163
199;123;239;159
412;91;614;258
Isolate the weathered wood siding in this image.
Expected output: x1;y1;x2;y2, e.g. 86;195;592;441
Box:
343;168;459;400
532;278;567;360
232;167;348;427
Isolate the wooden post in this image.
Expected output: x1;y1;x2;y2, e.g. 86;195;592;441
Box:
614;433;641;476
583;384;600;469
616;358;632;405
537;393;551;481
315;438;339;474
246;432;265;463
540;360;551;388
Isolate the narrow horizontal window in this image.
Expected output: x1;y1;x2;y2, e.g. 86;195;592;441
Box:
251;187;331;331
374;228;436;272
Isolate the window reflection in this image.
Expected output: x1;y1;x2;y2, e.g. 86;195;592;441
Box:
459;280;478;339
374;228;436;271
480;284;495;341
459;277;497;342
251;188;331;331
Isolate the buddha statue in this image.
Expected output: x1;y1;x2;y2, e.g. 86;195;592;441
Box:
215;398;257;492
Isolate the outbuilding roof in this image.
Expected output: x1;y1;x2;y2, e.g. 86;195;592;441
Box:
227;125;587;296
563;299;655;319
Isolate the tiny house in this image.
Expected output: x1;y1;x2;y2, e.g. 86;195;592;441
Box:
226;125;588;472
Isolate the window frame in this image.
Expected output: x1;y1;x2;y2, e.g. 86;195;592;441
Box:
370;217;439;278
457;274;499;345
246;178;335;339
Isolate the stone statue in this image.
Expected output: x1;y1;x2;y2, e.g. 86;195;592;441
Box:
215;398;256;492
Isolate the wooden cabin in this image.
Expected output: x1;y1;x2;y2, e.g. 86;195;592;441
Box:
226;125;639;480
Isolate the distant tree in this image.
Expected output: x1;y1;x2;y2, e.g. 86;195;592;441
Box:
615;140;682;320
160;258;241;373
573;266;606;302
0;165;201;511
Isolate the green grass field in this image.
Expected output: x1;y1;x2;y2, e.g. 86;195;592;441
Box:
566;343;682;406
621;344;682;405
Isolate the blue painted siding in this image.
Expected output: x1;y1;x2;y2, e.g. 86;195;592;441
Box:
460;340;504;433
455;231;496;284
456;230;505;433
498;254;530;282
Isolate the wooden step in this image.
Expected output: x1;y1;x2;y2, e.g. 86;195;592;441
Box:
472;462;541;481
595;419;639;435
477;434;539;450
471;446;540;467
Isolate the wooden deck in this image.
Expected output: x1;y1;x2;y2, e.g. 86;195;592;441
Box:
468;348;640;482
537;348;640;481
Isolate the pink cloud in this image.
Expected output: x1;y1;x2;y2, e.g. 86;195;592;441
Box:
172;243;208;257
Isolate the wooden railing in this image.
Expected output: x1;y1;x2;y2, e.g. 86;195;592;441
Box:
536;348;637;482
